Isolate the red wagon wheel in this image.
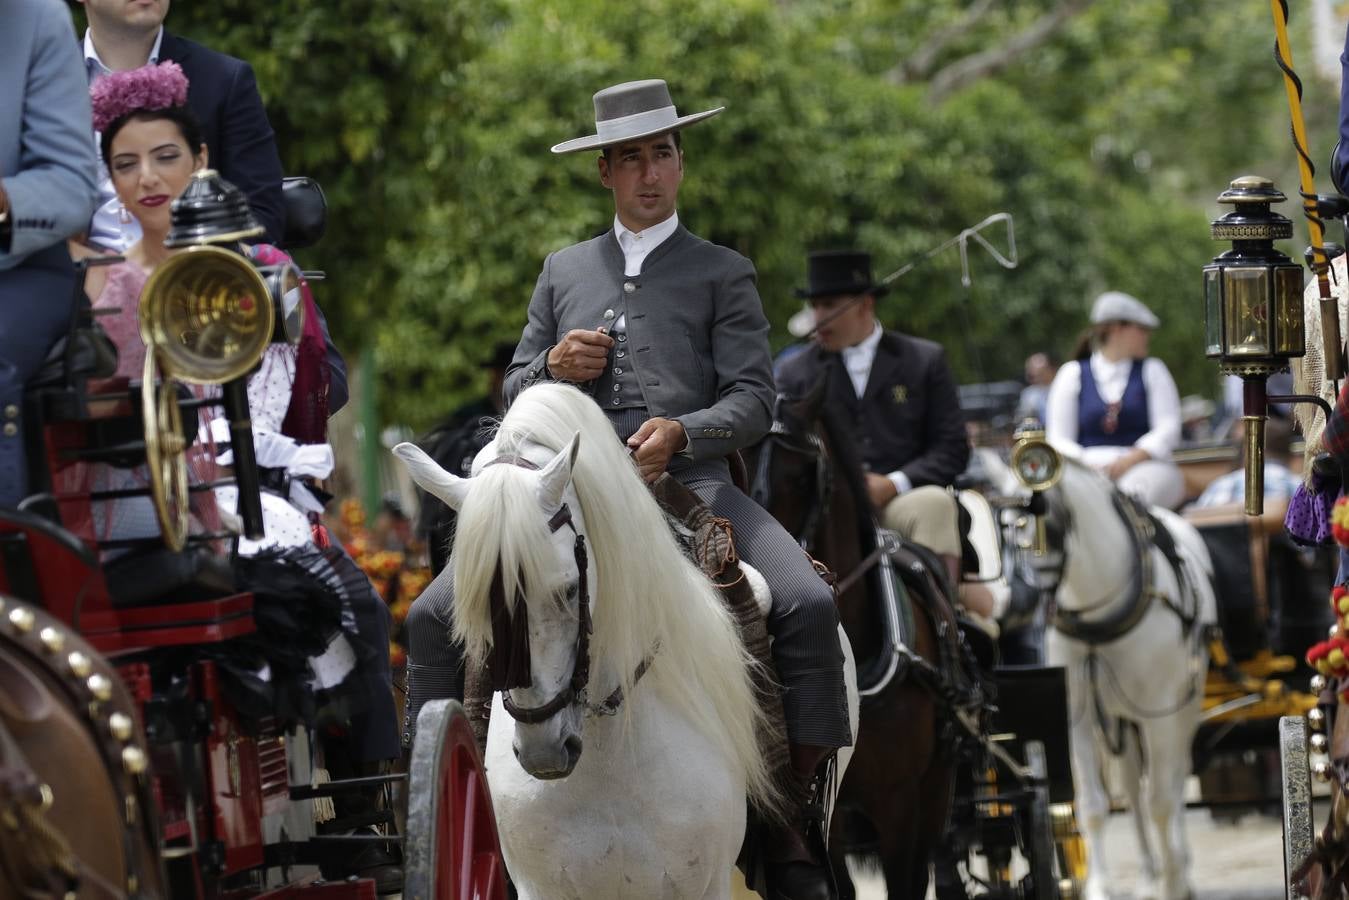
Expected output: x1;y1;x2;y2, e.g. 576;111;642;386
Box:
404;699;508;900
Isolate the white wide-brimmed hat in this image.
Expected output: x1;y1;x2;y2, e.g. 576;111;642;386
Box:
1089;291;1160;329
551;79;724;154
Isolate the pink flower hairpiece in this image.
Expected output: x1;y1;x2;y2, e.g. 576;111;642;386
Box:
90;61;190;134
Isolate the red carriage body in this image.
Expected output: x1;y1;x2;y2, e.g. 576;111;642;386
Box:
0;235;505;898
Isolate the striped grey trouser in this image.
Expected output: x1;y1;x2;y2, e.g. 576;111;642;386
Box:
401;409;852;750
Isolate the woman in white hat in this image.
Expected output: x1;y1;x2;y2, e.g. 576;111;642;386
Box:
1044;291;1185;509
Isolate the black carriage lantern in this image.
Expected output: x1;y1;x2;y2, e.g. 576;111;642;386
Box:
1203;175;1306;516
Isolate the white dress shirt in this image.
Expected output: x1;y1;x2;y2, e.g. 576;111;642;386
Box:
612;213;679;330
615;211;679;276
1044;352;1182;465
84;28;164;251
840;321;915;495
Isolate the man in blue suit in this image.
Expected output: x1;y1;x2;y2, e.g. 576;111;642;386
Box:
0;0;100;508
78;0;286;248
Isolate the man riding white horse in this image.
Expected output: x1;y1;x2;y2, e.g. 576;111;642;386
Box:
404;79;851;900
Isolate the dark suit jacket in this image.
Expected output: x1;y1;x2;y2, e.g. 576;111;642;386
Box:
159;31;285;245
777;331;969;488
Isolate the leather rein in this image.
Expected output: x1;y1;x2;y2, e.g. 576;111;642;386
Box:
483;454;654;725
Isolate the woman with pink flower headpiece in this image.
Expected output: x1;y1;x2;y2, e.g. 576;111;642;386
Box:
82;63;402;882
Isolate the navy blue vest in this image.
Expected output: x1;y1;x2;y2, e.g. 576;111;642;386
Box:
1078;359;1149;447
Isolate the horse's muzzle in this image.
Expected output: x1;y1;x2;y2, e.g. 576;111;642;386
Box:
514;732;583;780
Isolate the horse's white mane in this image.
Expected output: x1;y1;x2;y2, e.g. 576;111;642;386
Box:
450;383;779;813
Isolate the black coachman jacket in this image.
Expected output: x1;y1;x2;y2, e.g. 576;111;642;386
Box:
776;331;970;489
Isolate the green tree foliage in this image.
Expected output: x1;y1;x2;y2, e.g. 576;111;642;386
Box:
152;0;1339;427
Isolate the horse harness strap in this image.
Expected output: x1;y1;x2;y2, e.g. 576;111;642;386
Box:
482;455;656;725
1054;490;1194;646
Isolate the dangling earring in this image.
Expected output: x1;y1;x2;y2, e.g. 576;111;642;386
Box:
118;204;132;225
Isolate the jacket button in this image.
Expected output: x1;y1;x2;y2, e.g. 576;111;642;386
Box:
617;350;625;358
614;367;623;375
612;384;621;392
2;423;15;437
618;334;627;343
623;281;636;293
3;405;16;419
612;397;621;405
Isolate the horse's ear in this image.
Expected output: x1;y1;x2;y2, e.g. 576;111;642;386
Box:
392;442;471;511
537;432;580;511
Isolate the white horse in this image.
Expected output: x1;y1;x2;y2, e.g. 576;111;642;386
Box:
1036;457;1216;900
395;382;855;900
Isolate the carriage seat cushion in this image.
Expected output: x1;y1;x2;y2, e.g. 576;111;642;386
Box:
103;546;237;609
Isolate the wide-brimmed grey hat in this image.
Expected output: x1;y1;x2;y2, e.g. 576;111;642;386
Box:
1090;291;1160;329
551;79;724;154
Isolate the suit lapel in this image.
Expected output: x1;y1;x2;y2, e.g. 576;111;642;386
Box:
864;333;905;404
825;351;858;414
157;31;192;64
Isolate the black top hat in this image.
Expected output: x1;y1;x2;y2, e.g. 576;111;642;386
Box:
795;250;889;299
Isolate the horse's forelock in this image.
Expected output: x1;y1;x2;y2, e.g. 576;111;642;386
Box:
450;463;560;659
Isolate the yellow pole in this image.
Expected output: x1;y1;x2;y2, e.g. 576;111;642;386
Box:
1270;0;1342;383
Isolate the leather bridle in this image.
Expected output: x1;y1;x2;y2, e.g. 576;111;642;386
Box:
479;455;593;725
484;454;654;725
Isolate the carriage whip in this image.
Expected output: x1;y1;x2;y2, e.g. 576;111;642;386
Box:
791;213;1017;340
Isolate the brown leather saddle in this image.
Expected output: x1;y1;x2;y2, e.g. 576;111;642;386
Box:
0;597;164;900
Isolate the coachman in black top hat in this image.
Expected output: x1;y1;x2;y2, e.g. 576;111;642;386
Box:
777;249;971;590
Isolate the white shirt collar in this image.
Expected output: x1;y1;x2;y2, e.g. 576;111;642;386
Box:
841;320;884;362
614;212;679;254
839;321;884;397
84;27;165;80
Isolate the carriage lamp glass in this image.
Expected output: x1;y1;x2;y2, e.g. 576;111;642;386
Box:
1204;175;1306;516
1203;175;1304;369
1010;420;1062;492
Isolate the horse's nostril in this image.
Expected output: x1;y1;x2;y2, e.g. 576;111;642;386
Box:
564;733;583;762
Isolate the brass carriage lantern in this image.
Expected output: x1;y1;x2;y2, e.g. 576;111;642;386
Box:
1204;176;1306;516
1009;418;1063;556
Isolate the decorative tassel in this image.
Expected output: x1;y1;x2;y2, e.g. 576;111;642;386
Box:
310;767;335;824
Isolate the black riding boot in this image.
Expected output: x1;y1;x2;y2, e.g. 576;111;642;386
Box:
764;743;836;900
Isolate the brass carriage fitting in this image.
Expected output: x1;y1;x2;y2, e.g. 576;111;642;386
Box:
66;651;91;678
1204;176;1307;516
1313;732;1331;753
1333;622;1342;639
7;606;34;634
108;712;134;742
121;746;148;775
86;673;113;703
1310;707;1327;730
37;626;63;654
1313;674;1329;693
1314;758;1334;783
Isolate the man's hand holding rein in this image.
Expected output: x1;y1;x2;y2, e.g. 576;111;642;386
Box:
627;416;689;482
